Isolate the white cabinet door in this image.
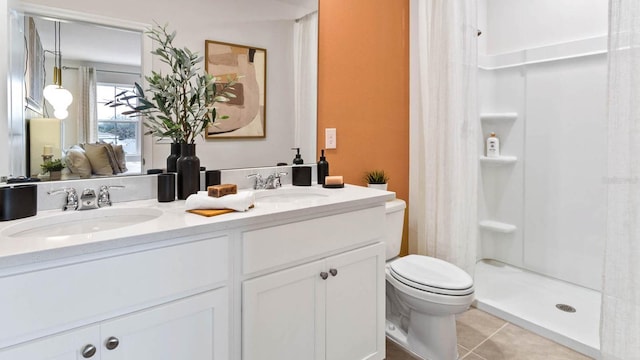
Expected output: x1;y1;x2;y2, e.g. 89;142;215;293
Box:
242;243;385;360
242;259;326;360
0;325;101;360
325;244;385;360
100;289;228;360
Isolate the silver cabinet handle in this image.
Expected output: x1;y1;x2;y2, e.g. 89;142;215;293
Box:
105;336;120;350
320;272;329;280
82;344;97;358
329;268;338;277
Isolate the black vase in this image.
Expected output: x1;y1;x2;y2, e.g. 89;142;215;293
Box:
176;143;200;200
166;143;181;173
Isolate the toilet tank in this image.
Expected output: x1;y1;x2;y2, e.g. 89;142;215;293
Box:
385;199;406;260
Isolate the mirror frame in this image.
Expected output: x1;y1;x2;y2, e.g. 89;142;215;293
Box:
9;3;153;177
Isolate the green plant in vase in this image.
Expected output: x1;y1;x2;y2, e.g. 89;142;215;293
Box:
107;23;236;198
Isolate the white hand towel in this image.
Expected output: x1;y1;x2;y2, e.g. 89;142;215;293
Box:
185;191;255;212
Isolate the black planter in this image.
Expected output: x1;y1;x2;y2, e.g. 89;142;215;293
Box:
176;143;200;200
166;143;181;173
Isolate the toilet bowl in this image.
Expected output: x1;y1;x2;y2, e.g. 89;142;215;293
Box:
384;199;474;360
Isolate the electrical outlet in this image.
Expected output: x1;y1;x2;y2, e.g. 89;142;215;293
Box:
325;128;337;149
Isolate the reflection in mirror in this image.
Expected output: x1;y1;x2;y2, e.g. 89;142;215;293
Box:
25;16;143;180
6;1;318;182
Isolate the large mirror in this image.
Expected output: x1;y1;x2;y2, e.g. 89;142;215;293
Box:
5;0;318;181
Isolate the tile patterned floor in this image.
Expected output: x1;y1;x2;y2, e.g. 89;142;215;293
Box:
386;308;593;360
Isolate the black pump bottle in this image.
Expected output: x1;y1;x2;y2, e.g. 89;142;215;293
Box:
317;149;329;185
292;148;304;165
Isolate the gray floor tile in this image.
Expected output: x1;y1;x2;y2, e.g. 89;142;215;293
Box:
473;323;593;360
386;338;421;359
456;308;507;349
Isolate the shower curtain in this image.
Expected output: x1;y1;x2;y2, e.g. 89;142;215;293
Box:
77;66;97;143
600;0;640;358
409;0;478;275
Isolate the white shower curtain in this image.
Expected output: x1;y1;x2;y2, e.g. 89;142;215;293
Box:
409;0;478;275
600;0;640;358
293;11;318;160
77;66;97;143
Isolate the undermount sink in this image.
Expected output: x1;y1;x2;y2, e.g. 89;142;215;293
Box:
254;187;330;205
1;207;163;239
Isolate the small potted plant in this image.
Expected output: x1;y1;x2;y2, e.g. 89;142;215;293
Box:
364;170;389;191
41;158;65;181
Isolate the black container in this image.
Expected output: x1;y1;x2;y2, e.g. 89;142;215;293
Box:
0;184;37;221
292;166;312;186
166;143;181;173
317;149;329;185
206;170;221;187
177;143;200;200
157;173;176;202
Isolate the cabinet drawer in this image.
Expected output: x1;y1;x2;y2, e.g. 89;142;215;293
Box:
0;236;228;347
242;206;384;275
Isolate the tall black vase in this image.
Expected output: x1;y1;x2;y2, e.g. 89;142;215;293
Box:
166;143;181;173
176;143;200;200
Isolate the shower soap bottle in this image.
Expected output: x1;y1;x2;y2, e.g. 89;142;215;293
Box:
486;132;500;158
317;149;329;185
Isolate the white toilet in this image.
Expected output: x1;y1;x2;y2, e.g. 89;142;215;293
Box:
384;199;474;360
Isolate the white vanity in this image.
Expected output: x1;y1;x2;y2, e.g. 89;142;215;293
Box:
0;184;393;360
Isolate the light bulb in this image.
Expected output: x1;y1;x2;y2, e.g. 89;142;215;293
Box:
54;109;69;119
43;85;73;119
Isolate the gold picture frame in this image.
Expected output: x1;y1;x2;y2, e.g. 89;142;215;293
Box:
205;40;266;139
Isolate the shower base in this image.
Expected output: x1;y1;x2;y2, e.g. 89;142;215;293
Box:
474;259;600;359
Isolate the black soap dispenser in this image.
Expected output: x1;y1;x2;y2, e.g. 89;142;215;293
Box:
317;149;329;185
291;148;304;165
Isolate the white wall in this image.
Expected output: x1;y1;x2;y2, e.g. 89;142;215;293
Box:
1;0;312;178
484;0;608;56
478;0;608;290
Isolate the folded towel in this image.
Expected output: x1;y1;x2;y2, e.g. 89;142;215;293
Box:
185;191;255;212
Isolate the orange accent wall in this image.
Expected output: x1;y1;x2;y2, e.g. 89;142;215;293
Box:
318;0;410;255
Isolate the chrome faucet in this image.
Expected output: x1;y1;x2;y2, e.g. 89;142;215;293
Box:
248;172;288;190
78;188;99;210
98;185;125;207
48;188;79;211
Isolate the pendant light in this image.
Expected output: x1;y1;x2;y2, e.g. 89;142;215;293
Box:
43;21;73;119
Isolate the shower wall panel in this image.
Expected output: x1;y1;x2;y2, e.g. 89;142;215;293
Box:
523;54;607;291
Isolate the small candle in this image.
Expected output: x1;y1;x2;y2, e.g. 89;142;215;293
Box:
43;145;53;156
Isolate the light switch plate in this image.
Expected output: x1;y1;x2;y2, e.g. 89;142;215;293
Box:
325;128;337;149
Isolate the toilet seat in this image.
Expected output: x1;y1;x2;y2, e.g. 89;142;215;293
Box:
389;255;474;296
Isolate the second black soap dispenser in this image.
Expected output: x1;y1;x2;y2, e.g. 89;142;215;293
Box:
291;148;304;165
317;149;329;185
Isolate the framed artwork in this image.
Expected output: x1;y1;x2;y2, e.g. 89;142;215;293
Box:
204;40;266;139
25;17;44;114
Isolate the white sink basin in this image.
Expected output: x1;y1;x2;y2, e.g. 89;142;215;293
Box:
1;207;163;239
254;187;330;205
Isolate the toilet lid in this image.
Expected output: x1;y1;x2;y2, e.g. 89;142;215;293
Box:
390;255;473;296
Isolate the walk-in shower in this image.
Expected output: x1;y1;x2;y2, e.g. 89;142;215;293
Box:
475;1;608;358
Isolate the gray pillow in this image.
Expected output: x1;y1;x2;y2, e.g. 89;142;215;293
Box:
64;146;92;178
83;143;115;175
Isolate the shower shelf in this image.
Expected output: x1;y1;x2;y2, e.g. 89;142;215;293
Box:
480;112;518;123
479;155;517;166
479;220;517;233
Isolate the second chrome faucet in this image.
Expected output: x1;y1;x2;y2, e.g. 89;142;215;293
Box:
247;172;288;190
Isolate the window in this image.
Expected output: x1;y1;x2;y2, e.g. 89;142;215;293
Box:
97;83;141;161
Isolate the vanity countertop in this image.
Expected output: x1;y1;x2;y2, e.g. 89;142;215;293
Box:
0;184;394;271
